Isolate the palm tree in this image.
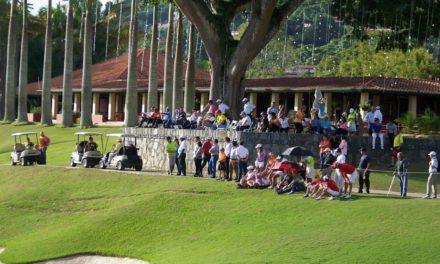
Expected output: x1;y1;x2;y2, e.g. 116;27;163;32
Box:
80;0;93;128
61;0;74;127
17;0;29;123
172;10;183;114
184;23;196;113
124;0;138;127
41;0;53;125
162;3;174;112
147;4;159;110
3;0;18;122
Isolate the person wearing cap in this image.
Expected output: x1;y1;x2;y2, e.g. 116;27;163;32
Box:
242;98;256;118
374;106;383;123
322;148;335;174
371;118;384;150
108;138;123;164
236;142;249;182
255;144;266;168
332;162;357;199
229;141;239;181
358;147;371;194
165;136;178;175
313;174;340;200
177;136;188;176
237;165;256;188
394;152;408;197
208;139;220;178
423;151;438;199
216;99;230;114
363;106;375;137
236;112;252;131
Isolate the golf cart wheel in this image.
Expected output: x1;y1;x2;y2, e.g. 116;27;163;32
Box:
99;160;107;169
116;161;124;171
70;158;77;167
81;158;89;168
135;165;142;171
20;157;27;166
10;157;17;166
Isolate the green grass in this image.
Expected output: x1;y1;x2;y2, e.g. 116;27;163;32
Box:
0;124;121;166
0;166;439;264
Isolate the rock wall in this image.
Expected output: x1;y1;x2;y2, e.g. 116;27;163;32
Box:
125;127;440;172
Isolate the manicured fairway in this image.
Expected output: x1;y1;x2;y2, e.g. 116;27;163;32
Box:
0;166;439;264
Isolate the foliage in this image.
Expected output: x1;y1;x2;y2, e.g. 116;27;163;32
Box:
359;101;370;110
416;108;440;134
397;112;417;134
29;106;41;114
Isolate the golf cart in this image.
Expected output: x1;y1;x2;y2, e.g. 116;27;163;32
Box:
99;133;143;171
70;132;103;168
10;132;41;166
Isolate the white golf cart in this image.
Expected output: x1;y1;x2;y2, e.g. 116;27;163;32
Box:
99;133;143;171
10;132;41;166
70;132;103;168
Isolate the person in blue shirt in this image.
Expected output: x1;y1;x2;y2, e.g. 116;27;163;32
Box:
372;118;384;150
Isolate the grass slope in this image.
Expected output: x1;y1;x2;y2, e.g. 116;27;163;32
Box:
0;166;439;264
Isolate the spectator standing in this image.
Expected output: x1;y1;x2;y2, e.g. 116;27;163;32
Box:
201;138;213;176
255;144;266;168
394;152;408;197
358;147;371;194
177;137;188;176
374;106;383;123
268;114;281;132
347;108;357;135
334;148;346;192
390;130;404;167
372;118;384;150
165;136;178;175
229;141;239;181
277;104;286;119
305;156;315;183
332;162;358;199
39;132;50;164
193;141;203;177
267;102;278;116
224;137;232;179
319;135;331;169
363;106;375;136
279;114;290;133
386;120;397;149
339;136;348;157
242;97;255;119
218;148;227;180
293;106;306;134
216;99;230;115
209;139;220;178
423;151;438;199
236;142;249;182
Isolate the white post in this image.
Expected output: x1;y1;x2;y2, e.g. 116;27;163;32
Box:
294;92;303;111
51;93;59;118
108;92;116;120
408;95;417;118
92;93;100;115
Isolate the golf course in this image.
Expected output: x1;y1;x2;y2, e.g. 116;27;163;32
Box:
0;124;439;264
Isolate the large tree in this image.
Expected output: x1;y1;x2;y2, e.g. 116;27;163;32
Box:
3;0;18;122
80;0;93;128
184;23;196;113
17;0;29;123
61;0;74;127
147;4;159;110
162;3;174;112
124;0;138;127
41;0;53;125
172;10;183;114
174;0;305;118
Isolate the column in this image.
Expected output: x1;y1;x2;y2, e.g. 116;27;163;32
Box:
359;92;369;116
323;92;332;116
159;93;164;111
372;95;380;108
294;92;303;111
141;93;148;112
73;93;81;113
271;93;280;105
408;95;417;118
250;92;257;116
200;92;209;111
51;93;59;118
92;93;100;115
108;93;116;121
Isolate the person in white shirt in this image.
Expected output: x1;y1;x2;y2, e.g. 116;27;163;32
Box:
373;106;383;123
334;148;346;192
279;114;290;133
216;99;230;115
242;98;255;117
177;137;188;176
236;112;252;131
423;151;438;199
224;137;232;180
236;142;249;181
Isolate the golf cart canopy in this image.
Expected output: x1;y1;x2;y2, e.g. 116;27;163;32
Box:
11;132;38;137
106;133;136;138
74;132;103;136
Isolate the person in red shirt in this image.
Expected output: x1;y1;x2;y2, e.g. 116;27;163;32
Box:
39;132;50;164
201;138;213;176
314;175;340;200
332;162;358;199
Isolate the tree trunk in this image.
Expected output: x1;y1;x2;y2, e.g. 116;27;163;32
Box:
172;11;183;115
184;23;196;113
80;0;93;128
41;0;53;125
3;0;17;122
147;4;158;110
17;0;29;123
124;0;138;127
162;3;174;112
62;0;74;127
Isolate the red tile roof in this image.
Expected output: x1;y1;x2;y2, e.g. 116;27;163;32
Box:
27;48;211;95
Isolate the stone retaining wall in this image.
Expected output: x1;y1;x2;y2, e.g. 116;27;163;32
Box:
125;128;440;172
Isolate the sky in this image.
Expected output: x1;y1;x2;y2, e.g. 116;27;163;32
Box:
29;0;108;15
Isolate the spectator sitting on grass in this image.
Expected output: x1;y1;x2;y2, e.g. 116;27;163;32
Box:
313;175;340;200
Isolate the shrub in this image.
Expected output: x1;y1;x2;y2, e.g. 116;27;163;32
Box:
30;106;41;114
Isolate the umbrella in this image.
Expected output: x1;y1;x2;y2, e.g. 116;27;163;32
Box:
282;146;314;158
271;161;293;171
